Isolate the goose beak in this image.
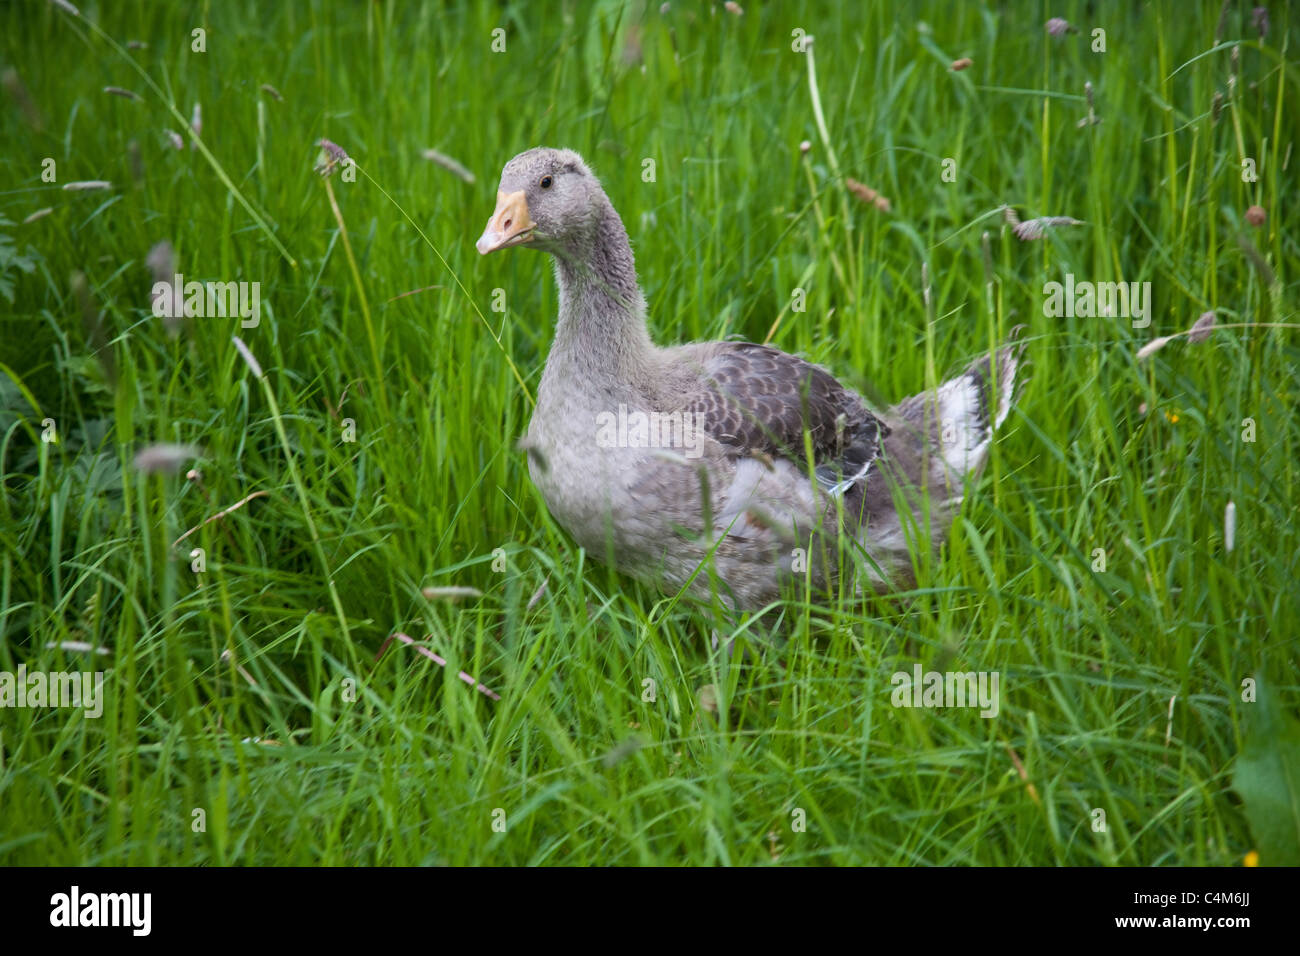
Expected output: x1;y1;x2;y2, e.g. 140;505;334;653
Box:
476;190;537;254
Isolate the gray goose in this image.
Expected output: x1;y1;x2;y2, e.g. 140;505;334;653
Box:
476;147;1024;612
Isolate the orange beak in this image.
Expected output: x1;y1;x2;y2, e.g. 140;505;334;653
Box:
476;190;537;254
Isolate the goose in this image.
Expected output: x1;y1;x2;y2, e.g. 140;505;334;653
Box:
476;147;1024;612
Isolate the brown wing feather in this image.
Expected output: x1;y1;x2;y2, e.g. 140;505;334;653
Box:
673;342;887;487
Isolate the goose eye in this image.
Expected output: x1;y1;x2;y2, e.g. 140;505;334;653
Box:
540;175;553;189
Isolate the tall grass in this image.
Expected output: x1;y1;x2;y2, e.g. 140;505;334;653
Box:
0;0;1295;865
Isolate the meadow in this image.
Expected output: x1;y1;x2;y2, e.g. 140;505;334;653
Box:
1;0;1297;866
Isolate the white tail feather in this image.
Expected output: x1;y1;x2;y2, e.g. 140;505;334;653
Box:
934;336;1023;479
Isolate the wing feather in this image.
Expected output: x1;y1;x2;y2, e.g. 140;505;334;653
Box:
673;342;887;492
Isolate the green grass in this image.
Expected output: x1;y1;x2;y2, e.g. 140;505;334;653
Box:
1;0;1296;866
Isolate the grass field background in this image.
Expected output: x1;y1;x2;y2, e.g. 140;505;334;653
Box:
1;0;1297;865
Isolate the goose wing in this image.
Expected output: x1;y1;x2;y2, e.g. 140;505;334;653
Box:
674;342;888;492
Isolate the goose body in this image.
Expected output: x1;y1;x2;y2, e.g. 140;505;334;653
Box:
477;147;1023;611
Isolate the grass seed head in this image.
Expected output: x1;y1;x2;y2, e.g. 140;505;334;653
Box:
1252;6;1269;39
1215;0;1231;40
231;336;264;378
1012;215;1084;241
315;138;350;177
421;586;483;602
845;177;890;211
1187;311;1216;344
103;86;142;102
422;149;476;183
1136;336;1173;361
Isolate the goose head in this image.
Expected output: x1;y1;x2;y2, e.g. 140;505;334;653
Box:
475;147;605;256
